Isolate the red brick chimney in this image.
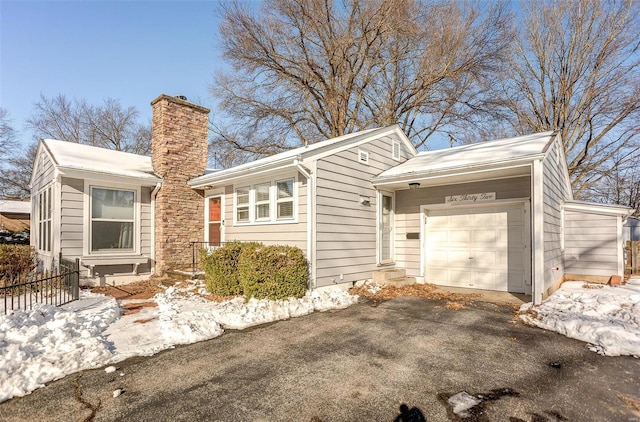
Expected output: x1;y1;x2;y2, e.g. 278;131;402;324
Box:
151;94;210;275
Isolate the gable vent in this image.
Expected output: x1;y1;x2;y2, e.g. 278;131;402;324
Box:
358;149;369;164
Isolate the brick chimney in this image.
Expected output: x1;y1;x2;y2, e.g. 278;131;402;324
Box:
151;94;210;275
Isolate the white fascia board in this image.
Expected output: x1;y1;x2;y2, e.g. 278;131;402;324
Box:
564;201;634;217
371;157;541;187
188;159;298;188
57;167;162;186
300;125;416;163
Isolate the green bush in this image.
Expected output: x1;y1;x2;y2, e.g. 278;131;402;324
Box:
239;244;308;300
201;241;261;296
0;244;37;285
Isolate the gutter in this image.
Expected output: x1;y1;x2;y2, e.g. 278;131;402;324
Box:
294;159;315;289
150;182;162;274
188;156;297;189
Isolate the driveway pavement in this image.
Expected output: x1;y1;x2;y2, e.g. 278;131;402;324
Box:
1;296;639;422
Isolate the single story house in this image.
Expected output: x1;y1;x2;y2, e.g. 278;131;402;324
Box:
0;200;30;233
30;95;634;303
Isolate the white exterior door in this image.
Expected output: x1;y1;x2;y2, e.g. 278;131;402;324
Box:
424;203;529;293
379;192;394;264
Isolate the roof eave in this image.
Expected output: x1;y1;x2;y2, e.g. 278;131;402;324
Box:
58;166;162;186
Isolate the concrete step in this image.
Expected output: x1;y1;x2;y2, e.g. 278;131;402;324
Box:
381;276;416;288
372;268;406;283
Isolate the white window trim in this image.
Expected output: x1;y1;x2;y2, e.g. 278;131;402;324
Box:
254;182;272;222
275;177;295;221
83;181;141;257
233;174;298;226
36;184;53;254
377;190;395;265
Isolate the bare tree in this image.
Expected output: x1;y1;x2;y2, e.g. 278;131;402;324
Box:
486;0;640;197
0;108;18;162
27;94;151;155
211;0;511;163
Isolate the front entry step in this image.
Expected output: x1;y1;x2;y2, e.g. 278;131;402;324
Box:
372;268;416;287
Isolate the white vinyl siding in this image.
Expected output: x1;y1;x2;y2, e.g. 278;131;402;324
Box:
564;210;620;277
395;176;531;278
315;134;412;287
222;172;307;252
541;140;572;291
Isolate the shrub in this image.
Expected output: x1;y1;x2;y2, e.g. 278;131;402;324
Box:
201;241;261;296
0;244;37;285
239;244;308;300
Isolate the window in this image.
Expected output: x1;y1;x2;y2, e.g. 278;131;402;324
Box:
358;149;369;164
37;186;52;252
255;183;271;220
234;177;296;224
236;187;249;222
276;179;294;219
90;187;135;252
392;141;401;160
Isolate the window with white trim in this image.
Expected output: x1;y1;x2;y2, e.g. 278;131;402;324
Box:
236;187;250;222
255;183;271;221
37;185;52;252
234;177;296;224
276;179;294;219
90;187;135;252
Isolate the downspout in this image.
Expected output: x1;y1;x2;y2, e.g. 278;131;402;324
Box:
294;159;314;289
150;182;162;274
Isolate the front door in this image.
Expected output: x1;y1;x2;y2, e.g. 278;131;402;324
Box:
207;196;223;247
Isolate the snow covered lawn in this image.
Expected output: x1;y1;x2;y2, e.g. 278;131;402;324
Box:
0;280;358;403
519;278;640;358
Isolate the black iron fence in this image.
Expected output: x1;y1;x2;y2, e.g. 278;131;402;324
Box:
1;257;80;315
190;241;224;277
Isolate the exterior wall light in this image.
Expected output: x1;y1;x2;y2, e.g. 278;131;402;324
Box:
409;182;421;190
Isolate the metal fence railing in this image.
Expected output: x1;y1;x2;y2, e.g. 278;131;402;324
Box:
190;241;224;277
1;257;80;315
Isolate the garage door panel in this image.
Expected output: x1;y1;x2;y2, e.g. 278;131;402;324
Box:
425;204;528;293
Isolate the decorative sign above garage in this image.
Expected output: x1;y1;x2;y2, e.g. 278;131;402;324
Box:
445;192;496;205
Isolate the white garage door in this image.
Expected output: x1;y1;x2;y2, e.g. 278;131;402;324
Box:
425;204;529;293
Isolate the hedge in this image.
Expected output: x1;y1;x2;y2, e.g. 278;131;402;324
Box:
0;244;37;285
238;244;308;300
201;242;309;300
200;241;261;296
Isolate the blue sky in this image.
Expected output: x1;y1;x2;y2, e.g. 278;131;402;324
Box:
1;1;224;148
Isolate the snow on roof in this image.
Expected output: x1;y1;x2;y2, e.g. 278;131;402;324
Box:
376;131;556;180
189;126;393;186
42;139;160;182
0;200;30;214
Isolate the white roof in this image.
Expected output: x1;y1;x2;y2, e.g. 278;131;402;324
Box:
190;125;413;187
0;200;31;214
42;139;160;183
375;131;556;181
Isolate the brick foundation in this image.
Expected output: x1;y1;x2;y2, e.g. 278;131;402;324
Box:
151;95;210;275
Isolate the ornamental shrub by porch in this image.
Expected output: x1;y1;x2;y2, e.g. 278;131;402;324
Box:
238;244;308;300
201;241;261;296
0;244;37;286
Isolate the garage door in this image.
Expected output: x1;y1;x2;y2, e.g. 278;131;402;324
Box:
425;204;529;293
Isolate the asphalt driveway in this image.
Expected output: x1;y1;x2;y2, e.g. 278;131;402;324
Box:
1;296;638;422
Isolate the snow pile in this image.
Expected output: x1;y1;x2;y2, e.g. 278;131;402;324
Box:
354;279;384;294
0;292;119;402
520;280;640;357
0;284;358;403
448;392;481;418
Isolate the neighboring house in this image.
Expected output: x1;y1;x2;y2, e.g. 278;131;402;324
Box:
30;94;634;303
0;200;30;233
624;216;640;242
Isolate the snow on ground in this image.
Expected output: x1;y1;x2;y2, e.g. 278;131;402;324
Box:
0;280;358;403
520;278;640;358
